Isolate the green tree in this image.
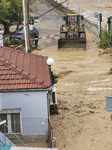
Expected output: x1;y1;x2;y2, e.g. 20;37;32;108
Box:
0;0;22;33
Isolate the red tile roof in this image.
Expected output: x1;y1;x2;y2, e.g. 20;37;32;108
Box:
0;46;51;90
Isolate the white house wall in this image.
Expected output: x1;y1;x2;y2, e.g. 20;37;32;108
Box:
0;91;49;135
1;91;48;118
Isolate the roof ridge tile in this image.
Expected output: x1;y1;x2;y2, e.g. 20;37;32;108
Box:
0;47;51;89
22;71;30;76
16;67;23;73
5;60;11;65
0;58;47;86
0;57;6;62
35;78;44;84
10;64;17;69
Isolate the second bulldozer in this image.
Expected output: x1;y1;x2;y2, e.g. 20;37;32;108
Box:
58;14;86;49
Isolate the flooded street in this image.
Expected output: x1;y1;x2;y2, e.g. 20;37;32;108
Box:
32;1;112;150
39;37;112;150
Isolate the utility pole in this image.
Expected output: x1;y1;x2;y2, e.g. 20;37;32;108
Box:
67;0;69;11
22;0;31;53
78;0;80;14
98;0;100;39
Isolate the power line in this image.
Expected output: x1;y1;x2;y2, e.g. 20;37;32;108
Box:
0;0;67;42
36;0;67;19
19;0;67;29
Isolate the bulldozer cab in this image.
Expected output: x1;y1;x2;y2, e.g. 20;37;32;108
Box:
64;14;79;26
58;14;86;49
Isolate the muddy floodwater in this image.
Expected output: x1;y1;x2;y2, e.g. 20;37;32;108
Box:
31;1;112;150
38;37;112;150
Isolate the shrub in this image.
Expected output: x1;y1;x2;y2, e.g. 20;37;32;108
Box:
98;24;112;48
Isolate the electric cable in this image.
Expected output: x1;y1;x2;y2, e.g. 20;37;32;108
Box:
36;0;67;19
0;0;67;42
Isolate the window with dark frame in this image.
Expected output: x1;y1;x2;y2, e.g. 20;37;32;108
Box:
11;113;21;133
0;113;21;133
0;114;8;133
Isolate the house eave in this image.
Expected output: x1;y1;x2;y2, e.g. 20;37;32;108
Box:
0;86;53;93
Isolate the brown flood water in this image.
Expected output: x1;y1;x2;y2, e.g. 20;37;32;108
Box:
31;1;112;150
32;33;112;150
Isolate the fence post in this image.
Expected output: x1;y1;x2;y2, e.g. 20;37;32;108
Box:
48;119;52;148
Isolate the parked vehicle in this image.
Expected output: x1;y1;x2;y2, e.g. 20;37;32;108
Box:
9;27;39;44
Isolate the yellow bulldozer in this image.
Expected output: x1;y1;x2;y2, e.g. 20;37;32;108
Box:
58;14;86;49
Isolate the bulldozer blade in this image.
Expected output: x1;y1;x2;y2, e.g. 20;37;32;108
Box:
58;38;86;49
